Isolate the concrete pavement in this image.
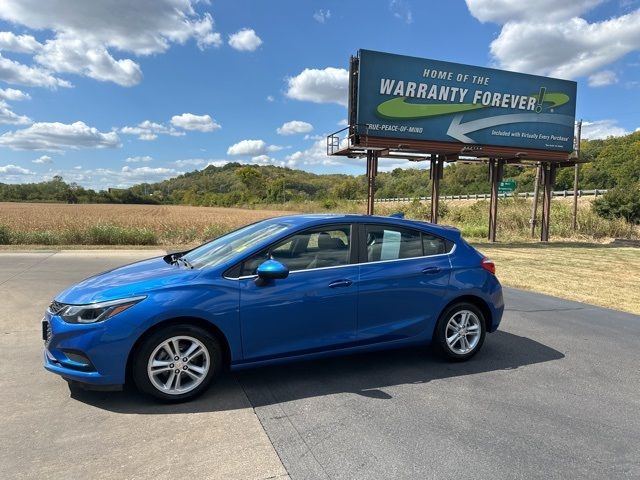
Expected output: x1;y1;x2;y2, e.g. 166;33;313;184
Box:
1;250;639;479
0;251;288;480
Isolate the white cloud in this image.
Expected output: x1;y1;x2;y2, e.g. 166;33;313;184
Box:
337;119;348;127
121;165;176;178
489;11;640;79
174;158;205;167
0;121;120;151
588;70;618;87
0;100;31;125
266;95;275;102
465;0;603;23
35;34;143;87
228;28;262;52
277;120;313;135
286;67;349;106
227;139;267;156
33;155;52;164
120;120;184;141
0;31;42;53
313;10;331;24
469;1;640;81
285;138;345;167
0;53;70;88
389;0;413;24
170;113;221;132
251;154;271;163
582;119;630;139
0;88;30;101
125;155;152;163
0;164;34;175
0;0;222;87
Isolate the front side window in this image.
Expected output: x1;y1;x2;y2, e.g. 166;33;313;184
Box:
241;225;352;276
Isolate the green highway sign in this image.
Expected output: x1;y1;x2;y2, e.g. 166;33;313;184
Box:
498;179;516;192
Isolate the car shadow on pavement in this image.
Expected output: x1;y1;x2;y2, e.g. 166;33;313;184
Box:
70;330;564;414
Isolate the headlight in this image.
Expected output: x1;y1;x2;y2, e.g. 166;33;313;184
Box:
54;296;146;324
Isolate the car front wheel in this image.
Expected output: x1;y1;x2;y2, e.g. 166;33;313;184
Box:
132;324;222;402
435;303;486;361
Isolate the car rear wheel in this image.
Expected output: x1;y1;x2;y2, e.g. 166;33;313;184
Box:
435;303;486;361
132;324;221;402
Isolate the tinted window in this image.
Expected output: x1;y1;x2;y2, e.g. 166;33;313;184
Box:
366;226;423;262
241;225;351;276
422;233;449;256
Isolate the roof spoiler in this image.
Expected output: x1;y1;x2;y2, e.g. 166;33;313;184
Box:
388;212;405;219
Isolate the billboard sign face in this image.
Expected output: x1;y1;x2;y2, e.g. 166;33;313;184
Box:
356;50;577;152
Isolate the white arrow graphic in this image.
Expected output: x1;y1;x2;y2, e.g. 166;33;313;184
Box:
446;113;575;143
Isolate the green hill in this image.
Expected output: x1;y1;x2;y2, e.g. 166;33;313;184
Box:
1;131;638;205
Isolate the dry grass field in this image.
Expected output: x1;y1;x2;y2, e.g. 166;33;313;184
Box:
0;202;293;245
1;202;639;313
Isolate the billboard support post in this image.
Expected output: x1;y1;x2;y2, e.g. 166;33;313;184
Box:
366;150;378;215
488;158;503;242
430;155;443;223
572;120;582;231
530;163;542;238
540;163;557;242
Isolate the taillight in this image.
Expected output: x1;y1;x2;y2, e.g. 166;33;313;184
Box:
481;258;496;275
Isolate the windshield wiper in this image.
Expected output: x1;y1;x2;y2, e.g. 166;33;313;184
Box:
175;257;194;269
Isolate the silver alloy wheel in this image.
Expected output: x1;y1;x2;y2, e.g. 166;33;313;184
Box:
147;335;210;395
445;310;481;355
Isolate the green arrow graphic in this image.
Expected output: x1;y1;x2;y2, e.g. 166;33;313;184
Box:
377;97;483;119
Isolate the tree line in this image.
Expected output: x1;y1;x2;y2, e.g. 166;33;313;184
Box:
2;131;638;207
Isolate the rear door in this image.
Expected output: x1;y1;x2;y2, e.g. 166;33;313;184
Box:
357;224;452;343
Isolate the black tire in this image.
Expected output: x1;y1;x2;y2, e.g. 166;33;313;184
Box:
132;324;222;402
434;302;486;361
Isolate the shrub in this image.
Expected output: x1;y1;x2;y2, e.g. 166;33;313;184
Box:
592;185;640;224
0;224;10;244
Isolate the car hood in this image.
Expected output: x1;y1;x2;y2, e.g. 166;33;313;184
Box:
55;256;201;304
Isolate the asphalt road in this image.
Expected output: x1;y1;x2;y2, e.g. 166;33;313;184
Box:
1;251;639;479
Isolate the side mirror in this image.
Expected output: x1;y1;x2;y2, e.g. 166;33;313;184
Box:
255;259;289;284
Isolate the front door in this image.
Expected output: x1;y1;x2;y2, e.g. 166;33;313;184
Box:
238;225;359;362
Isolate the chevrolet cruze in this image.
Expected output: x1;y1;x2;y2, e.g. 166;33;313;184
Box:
43;214;503;402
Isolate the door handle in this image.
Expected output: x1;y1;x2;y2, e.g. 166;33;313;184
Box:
329;279;353;288
421;267;442;275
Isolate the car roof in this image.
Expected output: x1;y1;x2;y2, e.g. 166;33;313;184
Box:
269;213;460;239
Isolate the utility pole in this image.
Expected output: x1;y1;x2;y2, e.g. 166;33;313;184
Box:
572;120;582;231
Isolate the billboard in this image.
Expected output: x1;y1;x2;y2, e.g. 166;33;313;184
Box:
355;50;577;152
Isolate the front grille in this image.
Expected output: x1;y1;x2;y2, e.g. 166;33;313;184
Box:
47;300;65;315
42;319;52;343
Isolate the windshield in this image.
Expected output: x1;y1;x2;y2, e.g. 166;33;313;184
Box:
183;220;291;269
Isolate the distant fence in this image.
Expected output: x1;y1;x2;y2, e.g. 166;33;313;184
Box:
373;189;608;203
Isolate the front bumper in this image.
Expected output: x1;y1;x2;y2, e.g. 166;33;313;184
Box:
42;311;135;387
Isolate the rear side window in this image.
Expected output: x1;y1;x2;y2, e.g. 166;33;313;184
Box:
365;225;453;262
423;233;450;256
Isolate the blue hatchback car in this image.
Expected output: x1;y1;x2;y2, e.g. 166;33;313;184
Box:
43;214;503;402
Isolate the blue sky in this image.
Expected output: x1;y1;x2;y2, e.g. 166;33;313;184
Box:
0;0;638;189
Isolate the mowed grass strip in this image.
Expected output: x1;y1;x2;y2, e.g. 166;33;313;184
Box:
474;243;640;315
